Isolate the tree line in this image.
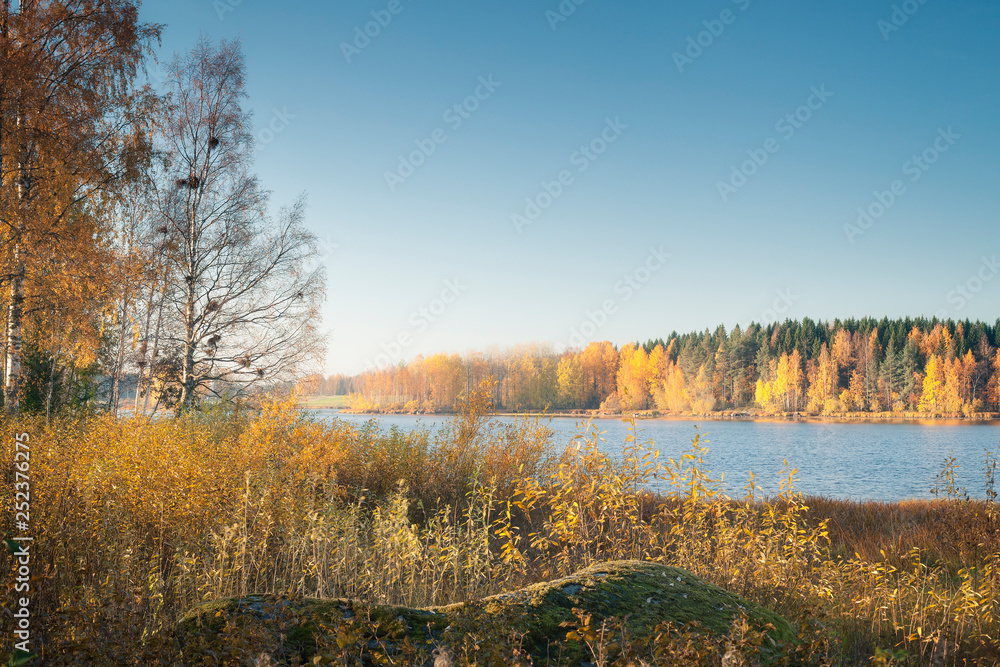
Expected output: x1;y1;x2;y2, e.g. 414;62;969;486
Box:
312;317;1000;416
0;2;324;416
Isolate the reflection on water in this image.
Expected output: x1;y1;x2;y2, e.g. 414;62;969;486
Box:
311;411;1000;502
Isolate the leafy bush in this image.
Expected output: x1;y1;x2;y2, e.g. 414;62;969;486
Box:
1;392;999;664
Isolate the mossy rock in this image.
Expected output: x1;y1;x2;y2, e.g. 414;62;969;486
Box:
176;560;794;664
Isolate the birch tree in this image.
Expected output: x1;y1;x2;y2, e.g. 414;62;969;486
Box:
0;0;159;412
151;37;324;410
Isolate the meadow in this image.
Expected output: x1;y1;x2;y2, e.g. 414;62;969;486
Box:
1;387;999;665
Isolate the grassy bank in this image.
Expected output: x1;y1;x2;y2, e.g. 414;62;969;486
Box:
327;396;1000;424
1;393;999;665
296;395;352;410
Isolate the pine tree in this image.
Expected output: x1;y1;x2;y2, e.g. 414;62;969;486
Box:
879;339;906;410
862;329;882;410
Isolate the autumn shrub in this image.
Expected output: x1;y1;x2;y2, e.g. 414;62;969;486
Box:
2;400;1000;665
495;421;1000;665
0;393;554;664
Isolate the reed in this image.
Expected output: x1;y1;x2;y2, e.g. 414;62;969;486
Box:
1;391;998;665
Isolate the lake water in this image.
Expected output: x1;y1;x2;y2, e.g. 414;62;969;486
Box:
310;411;1000;502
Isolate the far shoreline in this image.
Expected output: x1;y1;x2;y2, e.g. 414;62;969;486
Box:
309;406;1000;426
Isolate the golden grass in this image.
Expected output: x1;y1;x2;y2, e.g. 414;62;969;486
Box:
0;387;998;665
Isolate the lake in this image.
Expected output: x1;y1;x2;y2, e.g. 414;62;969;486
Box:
310;411;1000;502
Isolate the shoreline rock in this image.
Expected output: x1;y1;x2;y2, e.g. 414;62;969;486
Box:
177;560;794;664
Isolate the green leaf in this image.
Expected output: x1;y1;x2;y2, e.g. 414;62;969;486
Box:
5;650;38;667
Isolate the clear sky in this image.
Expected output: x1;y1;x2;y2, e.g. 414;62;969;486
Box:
140;0;999;375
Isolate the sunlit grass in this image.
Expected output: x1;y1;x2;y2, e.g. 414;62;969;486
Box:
1;386;998;665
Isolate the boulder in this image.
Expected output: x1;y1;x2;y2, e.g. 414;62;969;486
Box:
176;560;794;664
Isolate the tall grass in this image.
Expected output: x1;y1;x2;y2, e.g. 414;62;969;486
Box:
1;391;999;665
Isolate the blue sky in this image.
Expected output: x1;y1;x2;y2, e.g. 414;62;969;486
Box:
141;0;1000;374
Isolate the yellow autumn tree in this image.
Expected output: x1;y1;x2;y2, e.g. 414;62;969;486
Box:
22;210;112;417
647;344;667;395
841;370;865;412
939;350;978;414
616;344;651;411
989;350;1000;411
942;357;963;413
756;351;804;412
831;329;853;371
1;0;159;411
425;353;463;409
755;376;773;412
787;349;805;411
654;361;690;412
556;353;584;408
919;323;952;361
580;341;619;408
689;364;716;412
960;350;979;412
755;356;776;412
807;343;839;412
918;354;945;413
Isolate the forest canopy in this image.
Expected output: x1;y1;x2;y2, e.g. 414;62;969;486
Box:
318;317;1000;416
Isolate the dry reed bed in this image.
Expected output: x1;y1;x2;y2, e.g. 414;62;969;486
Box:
0;394;998;665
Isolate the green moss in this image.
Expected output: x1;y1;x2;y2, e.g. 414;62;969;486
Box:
176;560;794;664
